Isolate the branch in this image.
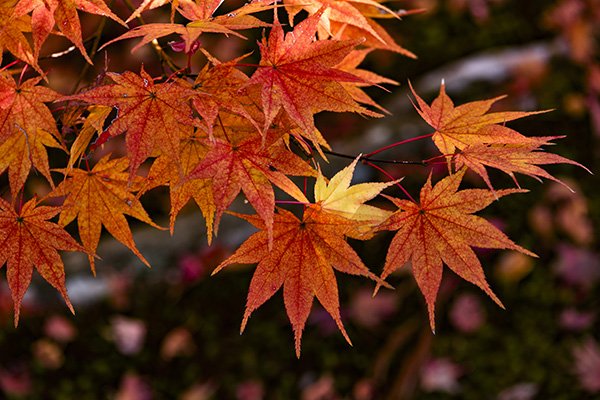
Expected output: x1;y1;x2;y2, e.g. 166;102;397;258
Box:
322;149;428;166
71;4;112;92
365;133;434;158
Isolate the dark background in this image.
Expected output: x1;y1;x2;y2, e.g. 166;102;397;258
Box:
0;0;598;398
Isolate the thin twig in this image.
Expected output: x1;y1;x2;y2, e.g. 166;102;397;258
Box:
365;161;417;203
322;149;427;166
365;133;434;158
72;5;111;93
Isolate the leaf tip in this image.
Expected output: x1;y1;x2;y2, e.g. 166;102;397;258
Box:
211;261;227;276
13;307;20;328
518;245;538;258
294;327;304;358
89;255;97;276
487;289;505;310
530;251;540;259
334;318;352;347
240;318;248;335
372;283;382;297
64;296;75;316
427;302;436;333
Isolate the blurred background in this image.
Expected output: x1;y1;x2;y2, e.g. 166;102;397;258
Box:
0;0;599;398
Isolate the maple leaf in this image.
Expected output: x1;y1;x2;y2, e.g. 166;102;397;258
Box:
326;13;416;56
125;0;172;23
410;82;588;189
186;125;316;242
102;1;271;55
140;128;216;243
377;169;536;331
335;49;397;113
0;71;60;141
410;82;548;156
0;71;64;194
176;0;224;20
0;0;39;71
191;54;260;139
67;105;112;169
284;0;420;58
314;156;397;233
0;197;85;325
13;0;125;63
182;0;273;29
0;127;63;195
284;0;416;57
246;10;379;144
285;0;390;38
454;139;591;190
100;23;240;55
214;206;386;357
66;68;196;181
49;155;160;274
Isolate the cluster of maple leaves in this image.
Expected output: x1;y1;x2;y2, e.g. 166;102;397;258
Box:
0;0;586;356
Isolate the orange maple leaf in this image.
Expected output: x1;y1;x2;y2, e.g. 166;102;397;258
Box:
0;71;65;194
125;0;172;23
410;82;588;189
126;0;265;25
284;0;416;56
67;105;112;169
454;140;590;190
50;155;161;274
102;1;271;54
335;48;398;113
285;0;394;39
67;69;196;181
377;169;536;331
13;0;125;63
180;0;274;30
247;10;378;144
214;206;385;357
0;0;39;70
186;126;315;242
410;82;548;156
191;55;260;139
335;20;411;55
0;197;85;325
140;128;216;243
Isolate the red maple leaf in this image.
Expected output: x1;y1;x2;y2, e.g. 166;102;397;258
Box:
50;155;161;273
410;82;587;189
66;68;196;181
102;0;271;55
0;197;85;325
0;71;64;194
378;169;535;330
214;206;386;357
0;1;39;70
186;124;315;242
246;9;379;145
14;0;125;62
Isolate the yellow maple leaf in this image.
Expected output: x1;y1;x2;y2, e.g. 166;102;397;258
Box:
314;156;398;225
